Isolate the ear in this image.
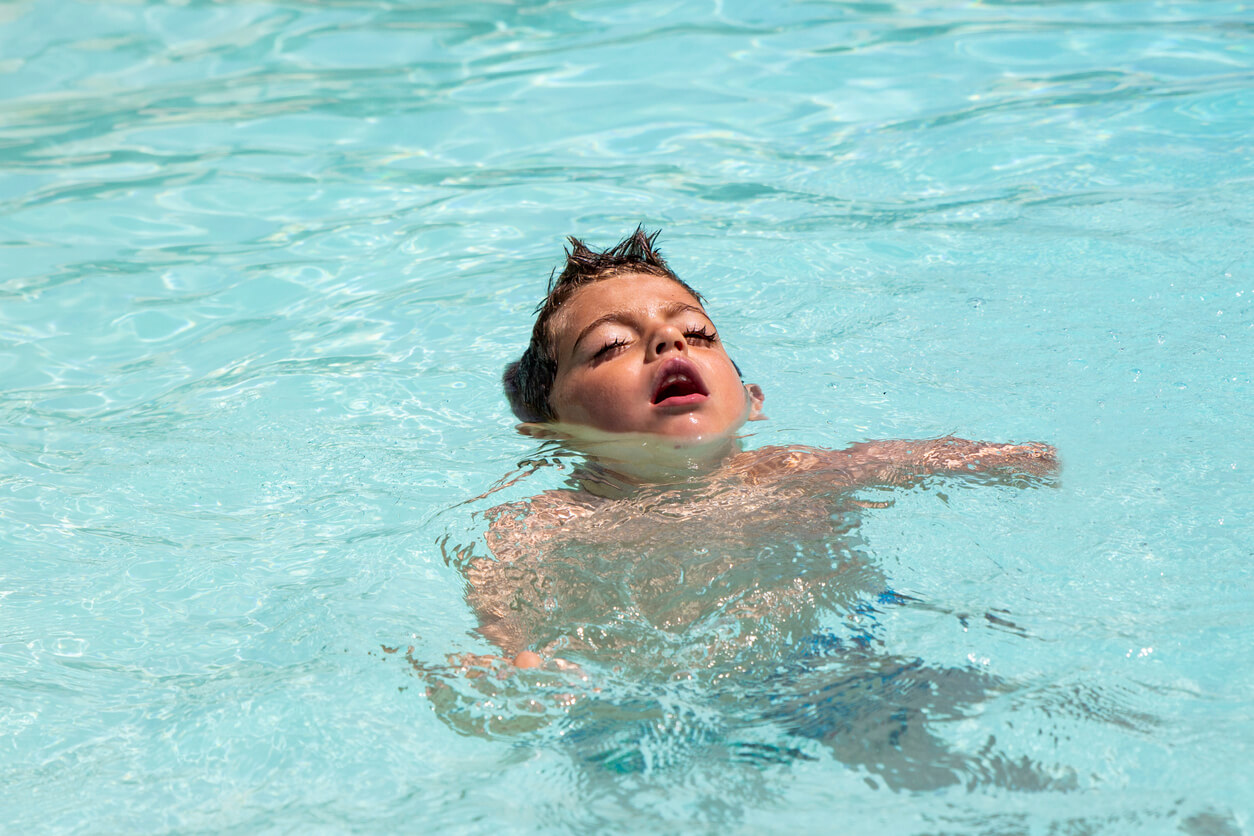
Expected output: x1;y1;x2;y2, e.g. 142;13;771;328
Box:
745;383;766;421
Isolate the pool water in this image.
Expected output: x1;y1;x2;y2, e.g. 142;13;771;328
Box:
2;0;1251;831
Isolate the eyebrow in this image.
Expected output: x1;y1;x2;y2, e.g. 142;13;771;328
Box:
569;302;709;357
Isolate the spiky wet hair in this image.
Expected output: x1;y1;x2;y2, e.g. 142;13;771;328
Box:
503;227;704;423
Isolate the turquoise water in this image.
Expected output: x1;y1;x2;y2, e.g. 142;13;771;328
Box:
2;0;1252;831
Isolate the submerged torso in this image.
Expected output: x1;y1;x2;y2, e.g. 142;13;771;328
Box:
466;446;893;668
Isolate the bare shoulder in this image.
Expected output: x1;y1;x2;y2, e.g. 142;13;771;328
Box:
726;443;905;489
726;445;835;480
484;488;603;559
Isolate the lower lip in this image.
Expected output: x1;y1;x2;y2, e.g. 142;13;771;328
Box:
653;393;707;409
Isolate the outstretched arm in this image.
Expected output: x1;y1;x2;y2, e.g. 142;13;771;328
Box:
803;436;1058;489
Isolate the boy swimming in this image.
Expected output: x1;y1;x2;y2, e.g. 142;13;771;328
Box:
466;228;1056;670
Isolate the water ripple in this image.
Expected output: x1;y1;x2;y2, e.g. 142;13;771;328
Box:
2;0;1252;831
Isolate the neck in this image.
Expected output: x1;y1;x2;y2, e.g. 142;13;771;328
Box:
530;423;745;498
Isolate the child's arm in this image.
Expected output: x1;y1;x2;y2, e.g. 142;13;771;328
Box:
837;436;1057;487
465;493;596;668
749;436;1057;490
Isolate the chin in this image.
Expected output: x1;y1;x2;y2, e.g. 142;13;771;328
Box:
653;419;742;445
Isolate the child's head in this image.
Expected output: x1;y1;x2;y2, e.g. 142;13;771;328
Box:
504;229;763;443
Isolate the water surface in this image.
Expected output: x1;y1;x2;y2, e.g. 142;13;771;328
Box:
1;0;1251;832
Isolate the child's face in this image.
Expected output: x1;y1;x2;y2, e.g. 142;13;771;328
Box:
547;272;763;441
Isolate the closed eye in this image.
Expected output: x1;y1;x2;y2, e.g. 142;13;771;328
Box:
593;336;629;360
685;326;717;344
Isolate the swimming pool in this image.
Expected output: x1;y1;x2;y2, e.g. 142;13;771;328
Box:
2;0;1251;831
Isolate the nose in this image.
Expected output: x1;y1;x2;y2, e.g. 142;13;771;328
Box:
646;324;687;361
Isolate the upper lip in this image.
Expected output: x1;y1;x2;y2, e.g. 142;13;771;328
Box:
651;357;709;404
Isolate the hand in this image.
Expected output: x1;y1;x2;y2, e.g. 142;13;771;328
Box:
989;442;1058;477
447;650;585;679
513;651;585;676
513;650;543;668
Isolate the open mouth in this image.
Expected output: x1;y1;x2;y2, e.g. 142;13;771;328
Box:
651;358;709;406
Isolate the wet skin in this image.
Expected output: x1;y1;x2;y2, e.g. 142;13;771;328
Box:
548;272;764;442
429;270;1065;788
473;270;1058;663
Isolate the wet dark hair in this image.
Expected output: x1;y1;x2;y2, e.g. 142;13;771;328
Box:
503;227;705;423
